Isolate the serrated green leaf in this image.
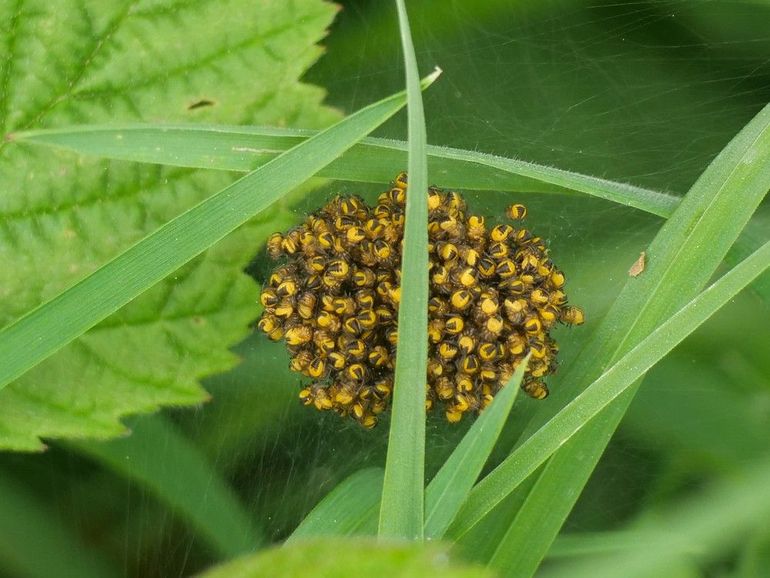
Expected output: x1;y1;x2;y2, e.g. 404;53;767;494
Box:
0;199;297;451
0;74;430;399
0;0;340;451
199;538;495;578
287;468;384;543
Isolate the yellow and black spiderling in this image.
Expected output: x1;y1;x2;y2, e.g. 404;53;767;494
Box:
256;173;584;428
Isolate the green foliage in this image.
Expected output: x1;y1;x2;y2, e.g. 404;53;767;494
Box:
449;238;770;542
12;125;679;215
16;124;768;305
482;100;770;576
287;352;531;544
378;0;430;541
0;79;419;400
424;356;527;539
0;0;339;451
3;2;770;577
199;538;495;578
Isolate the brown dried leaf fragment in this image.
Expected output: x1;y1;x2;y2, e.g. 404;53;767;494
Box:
629;251;647;277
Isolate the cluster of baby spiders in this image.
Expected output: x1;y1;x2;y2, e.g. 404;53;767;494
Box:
257;173;584;428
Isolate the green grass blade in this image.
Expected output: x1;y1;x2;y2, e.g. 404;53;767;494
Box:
432;145;678;217
452;478;538;566
288;468;384;544
423;355;529;540
542;455;770;578
0;77;440;392
461;101;770;575
447;238;770;545
11;125;678;217
0;471;119;578
72;414;261;559
378;0;432;541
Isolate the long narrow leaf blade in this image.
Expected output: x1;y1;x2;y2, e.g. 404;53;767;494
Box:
378;0;432;541
476;101;770;575
288;468;384;543
424;355;529;540
447;239;770;541
12;125;678;218
0;76;439;392
72;415;260;559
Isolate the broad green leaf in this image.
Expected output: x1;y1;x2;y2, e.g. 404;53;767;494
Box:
0;74;433;394
0;0;339;450
72;414;262;559
0;469;119;578
288;468;384;543
541;455;770;578
471;102;770;575
199;538;495;578
424;355;528;540
379;0;431;541
447;239;770;543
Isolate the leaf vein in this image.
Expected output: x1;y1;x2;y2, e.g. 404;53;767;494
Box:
75;338;196;396
94;300;254;332
18;0;140;131
70;21;296;102
0;166;196;222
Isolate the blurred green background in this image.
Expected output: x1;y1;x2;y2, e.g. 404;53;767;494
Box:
2;1;770;576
